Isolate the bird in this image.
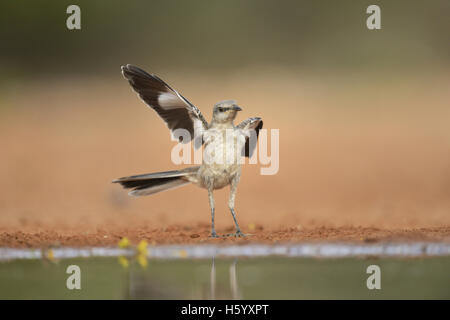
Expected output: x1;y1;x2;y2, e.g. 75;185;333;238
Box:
113;65;263;237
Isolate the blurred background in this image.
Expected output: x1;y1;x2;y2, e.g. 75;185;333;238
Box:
0;0;450;242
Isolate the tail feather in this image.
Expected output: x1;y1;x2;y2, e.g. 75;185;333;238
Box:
128;178;190;196
113;166;199;196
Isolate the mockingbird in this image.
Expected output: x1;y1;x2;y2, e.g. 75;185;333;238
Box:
113;65;263;237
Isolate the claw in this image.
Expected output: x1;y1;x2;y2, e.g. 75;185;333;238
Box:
234;230;246;237
224;230;247;238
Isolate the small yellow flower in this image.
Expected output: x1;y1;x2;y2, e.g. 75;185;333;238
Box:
118;256;129;268
248;223;256;231
46;249;56;262
118;237;130;248
137;240;148;254
137;253;148;268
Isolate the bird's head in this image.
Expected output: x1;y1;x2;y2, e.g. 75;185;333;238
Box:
212;100;242;124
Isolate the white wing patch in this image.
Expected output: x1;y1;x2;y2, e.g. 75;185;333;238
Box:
121;65;209;144
158;92;185;109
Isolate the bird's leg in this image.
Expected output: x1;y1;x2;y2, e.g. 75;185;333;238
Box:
208;188;218;238
228;179;245;237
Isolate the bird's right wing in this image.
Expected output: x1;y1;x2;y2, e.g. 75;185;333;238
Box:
121;64;208;146
237;117;263;158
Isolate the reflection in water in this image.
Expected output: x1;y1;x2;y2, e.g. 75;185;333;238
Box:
210;257;216;300
115;239;243;299
123;255;241;299
229;259;241;300
209;257;240;300
0;254;448;299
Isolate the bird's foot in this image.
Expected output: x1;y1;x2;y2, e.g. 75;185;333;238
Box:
225;230;247;237
209;231;220;239
234;230;246;237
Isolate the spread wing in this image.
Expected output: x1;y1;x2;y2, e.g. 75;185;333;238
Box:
237;117;263;158
121;64;208;145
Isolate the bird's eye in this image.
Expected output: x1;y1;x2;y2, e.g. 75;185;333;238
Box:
218;107;224;112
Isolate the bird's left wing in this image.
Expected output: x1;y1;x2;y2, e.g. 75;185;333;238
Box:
121;64;208;146
237;117;263;158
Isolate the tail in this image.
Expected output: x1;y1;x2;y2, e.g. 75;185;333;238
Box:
113;166;199;196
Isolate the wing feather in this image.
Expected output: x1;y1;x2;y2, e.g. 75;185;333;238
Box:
237;117;263;158
121;64;208;144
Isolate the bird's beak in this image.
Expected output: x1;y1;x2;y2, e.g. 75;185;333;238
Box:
232;105;242;111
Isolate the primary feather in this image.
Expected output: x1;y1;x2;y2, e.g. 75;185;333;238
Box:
121;64;208;144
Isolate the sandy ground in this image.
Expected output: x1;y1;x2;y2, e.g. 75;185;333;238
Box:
1;73;450;248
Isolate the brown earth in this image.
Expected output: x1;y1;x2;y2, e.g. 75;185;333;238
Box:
1;73;450;248
1;226;449;249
